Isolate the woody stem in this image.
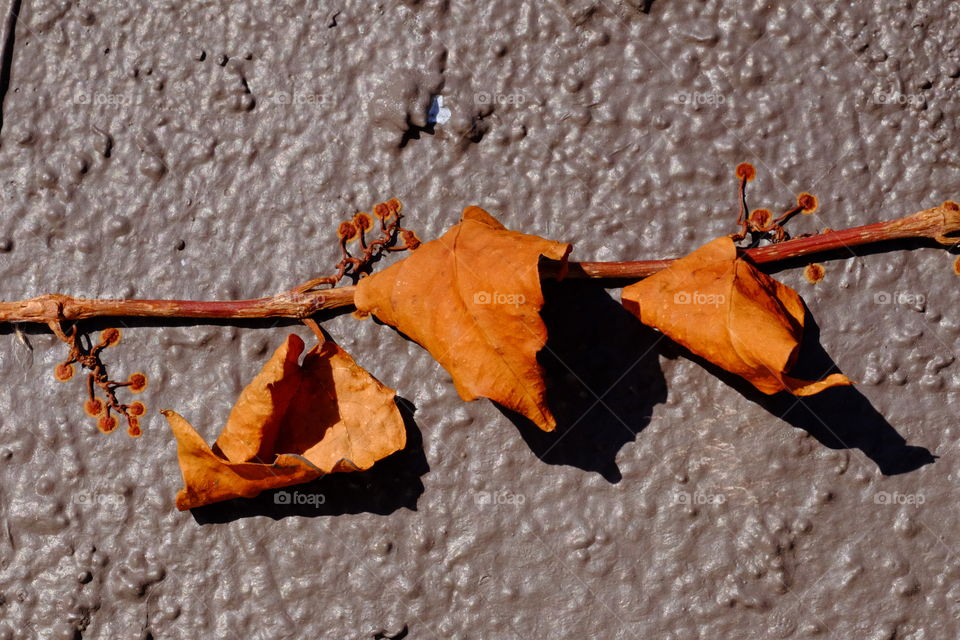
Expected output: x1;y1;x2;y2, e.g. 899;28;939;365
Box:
0;203;956;324
549;202;959;279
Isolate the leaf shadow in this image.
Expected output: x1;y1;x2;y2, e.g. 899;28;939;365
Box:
189;397;428;524
658;304;936;476
498;281;668;483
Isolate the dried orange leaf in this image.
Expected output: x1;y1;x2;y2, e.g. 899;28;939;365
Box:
621;236;852;396
274;340;407;472
163;334;406;510
163;410;321;511
214;335;304;463
354;206;571;431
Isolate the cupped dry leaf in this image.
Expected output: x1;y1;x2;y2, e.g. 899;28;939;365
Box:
621;236;852;396
164;334;406;510
354;206;571;431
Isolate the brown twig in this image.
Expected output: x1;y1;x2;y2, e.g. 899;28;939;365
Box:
551;201;960;279
0;202;957;325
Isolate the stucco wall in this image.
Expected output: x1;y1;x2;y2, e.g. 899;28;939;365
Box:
0;1;958;638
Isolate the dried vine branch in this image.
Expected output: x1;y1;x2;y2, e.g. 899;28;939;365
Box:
1;200;955;325
556;200;960;280
1;175;957;440
8;198;421;437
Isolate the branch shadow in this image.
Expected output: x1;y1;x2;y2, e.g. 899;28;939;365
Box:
498;281;668;483
37;308;351;332
189;397;428;524
657;304;936;475
756;236;954;276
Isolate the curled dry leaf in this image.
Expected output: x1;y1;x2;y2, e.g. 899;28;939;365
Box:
621;236;852;396
163;334;406;510
354;206;571;431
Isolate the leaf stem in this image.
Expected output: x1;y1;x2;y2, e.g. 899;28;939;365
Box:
0;203;956;325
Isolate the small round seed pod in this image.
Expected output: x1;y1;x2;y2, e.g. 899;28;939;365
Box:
797;193;818;214
353;212;373;232
100;328;122;347
337;221;358;241
127;417;142;438
97;415;118;433
84;398;105;417
54;363;75;382
735;163;756;181
373;202;391;220
804;263;825;284
128;373;148;393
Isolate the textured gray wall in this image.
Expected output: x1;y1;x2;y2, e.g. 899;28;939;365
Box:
0;1;958;638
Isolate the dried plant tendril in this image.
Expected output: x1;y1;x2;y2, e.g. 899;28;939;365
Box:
294;198;421;295
49;321;147;437
730;162;819;245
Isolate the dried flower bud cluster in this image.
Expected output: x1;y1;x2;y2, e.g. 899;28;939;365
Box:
334;198;421;282
731;163;819;245
51;324;147;437
286;197;422;301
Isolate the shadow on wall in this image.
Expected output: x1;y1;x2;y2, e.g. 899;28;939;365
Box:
500;280;669;483
504;281;934;481
190;397;428;524
657;304;936;476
